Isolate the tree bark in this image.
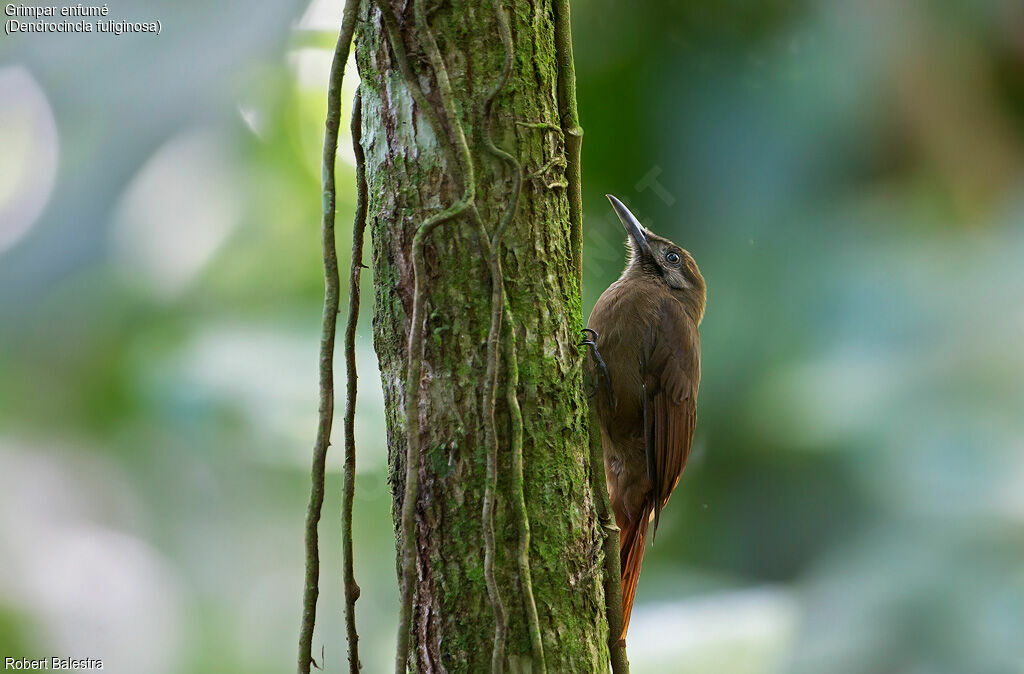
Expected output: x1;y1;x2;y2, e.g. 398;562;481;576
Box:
354;0;608;670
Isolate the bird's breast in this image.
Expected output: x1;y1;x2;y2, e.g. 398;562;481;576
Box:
586;279;669;438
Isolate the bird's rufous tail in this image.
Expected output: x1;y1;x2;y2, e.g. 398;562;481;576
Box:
618;507;651;641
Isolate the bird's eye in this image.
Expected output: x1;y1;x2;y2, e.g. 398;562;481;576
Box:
665;251;681;265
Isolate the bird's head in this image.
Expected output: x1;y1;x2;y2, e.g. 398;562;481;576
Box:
607;194;706;322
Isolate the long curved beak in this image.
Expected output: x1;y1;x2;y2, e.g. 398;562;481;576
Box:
606;194;654;260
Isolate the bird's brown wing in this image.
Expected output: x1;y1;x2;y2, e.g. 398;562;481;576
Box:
647;298;700;534
620;300;699;639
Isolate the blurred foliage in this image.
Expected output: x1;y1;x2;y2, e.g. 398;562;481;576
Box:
2;0;1024;672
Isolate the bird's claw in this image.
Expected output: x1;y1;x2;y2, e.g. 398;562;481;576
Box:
579;329;615;408
578;328;600;348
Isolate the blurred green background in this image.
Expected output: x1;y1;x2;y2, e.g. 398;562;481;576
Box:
2;0;1024;672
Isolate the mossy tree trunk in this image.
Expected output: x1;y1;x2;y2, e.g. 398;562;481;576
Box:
354;0;608;670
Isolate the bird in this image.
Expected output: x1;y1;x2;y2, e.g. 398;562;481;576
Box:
582;194;706;642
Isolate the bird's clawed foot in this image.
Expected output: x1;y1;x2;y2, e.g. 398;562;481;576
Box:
579;329;615;408
578;327;599;346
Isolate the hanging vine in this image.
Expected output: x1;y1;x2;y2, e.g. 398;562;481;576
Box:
341;88;368;674
589;408;630;674
297;0;360;672
553;0;584;283
553;1;628;670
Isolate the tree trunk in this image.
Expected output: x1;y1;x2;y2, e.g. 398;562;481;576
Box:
354;0;608;670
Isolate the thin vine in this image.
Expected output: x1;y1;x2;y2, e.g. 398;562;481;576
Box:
589;408;630;674
553;1;629;671
341;88;367;674
298;1;360;672
553;0;584;282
